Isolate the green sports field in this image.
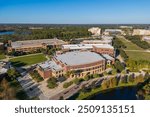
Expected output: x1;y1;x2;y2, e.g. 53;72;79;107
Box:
10;53;47;67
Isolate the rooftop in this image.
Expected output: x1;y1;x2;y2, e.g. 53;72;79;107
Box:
105;29;123;32
102;54;114;60
81;40;112;43
62;44;114;50
11;38;67;49
55;51;105;66
38;61;62;71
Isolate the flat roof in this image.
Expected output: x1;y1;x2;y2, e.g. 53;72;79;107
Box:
93;44;114;49
39;61;62;71
82;40;112;43
105;29;123;32
55;51;105;66
102;54;114;60
62;44;114;50
11;38;67;48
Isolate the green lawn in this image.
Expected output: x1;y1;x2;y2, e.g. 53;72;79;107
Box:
119;37;143;50
125;51;150;62
0;54;6;60
118;37;150;61
10;53;47;67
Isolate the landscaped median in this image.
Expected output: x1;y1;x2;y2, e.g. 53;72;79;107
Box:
69;73;149;100
9;53;47;67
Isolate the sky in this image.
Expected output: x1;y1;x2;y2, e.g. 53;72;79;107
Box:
0;0;150;24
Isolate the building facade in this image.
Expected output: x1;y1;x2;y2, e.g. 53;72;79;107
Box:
88;27;101;36
133;29;150;36
37;51;110;79
62;44;114;57
7;38;68;53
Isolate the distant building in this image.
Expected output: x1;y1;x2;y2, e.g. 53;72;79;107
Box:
29;27;43;30
81;39;112;45
7;38;68;53
37;51;107;79
88;27;101;36
120;26;133;29
62;44;114;57
133;29;150;36
0;61;9;75
101;36;113;40
142;36;150;43
103;29;125;35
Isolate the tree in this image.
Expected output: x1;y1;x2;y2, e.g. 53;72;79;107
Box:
144;72;150;80
73;78;84;85
47;77;58;89
7;68;20;80
63;81;73;88
101;80;110;89
0;78;15;99
109;77;118;88
114;60;124;73
121;75;128;84
135;74;144;83
128;73;135;83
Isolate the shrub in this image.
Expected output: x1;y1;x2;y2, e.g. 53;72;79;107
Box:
63;81;73;88
47;77;58;89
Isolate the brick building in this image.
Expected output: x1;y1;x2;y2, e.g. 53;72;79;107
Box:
7;38;67;53
37;51;114;79
62;44;114;57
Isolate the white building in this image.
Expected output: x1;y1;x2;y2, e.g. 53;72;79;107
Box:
120;26;133;29
133;29;150;36
81;40;112;45
103;29;125;35
142;36;150;42
0;61;9;75
88;27;101;36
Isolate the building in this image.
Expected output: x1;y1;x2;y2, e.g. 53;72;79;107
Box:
102;54;115;65
142;36;150;43
101;36;113;40
0;61;9;75
103;29;125;35
88;27;101;36
7;38;68;53
62;44;114;57
81;40;112;45
120;26;133;29
133;29;150;36
37;51;106;79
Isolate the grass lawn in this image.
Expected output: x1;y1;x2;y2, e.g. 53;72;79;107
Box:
119;37;143;50
125;51;150;62
10;53;47;67
0;54;6;60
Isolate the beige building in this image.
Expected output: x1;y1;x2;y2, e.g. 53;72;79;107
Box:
88;27;101;36
133;29;150;36
37;51;108;79
7;38;68;53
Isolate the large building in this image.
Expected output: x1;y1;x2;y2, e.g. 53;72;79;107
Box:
133;29;150;36
88;27;101;36
37;51;112;79
103;29;125;35
81;39;112;45
142;36;150;43
7;38;67;53
62;44;114;57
